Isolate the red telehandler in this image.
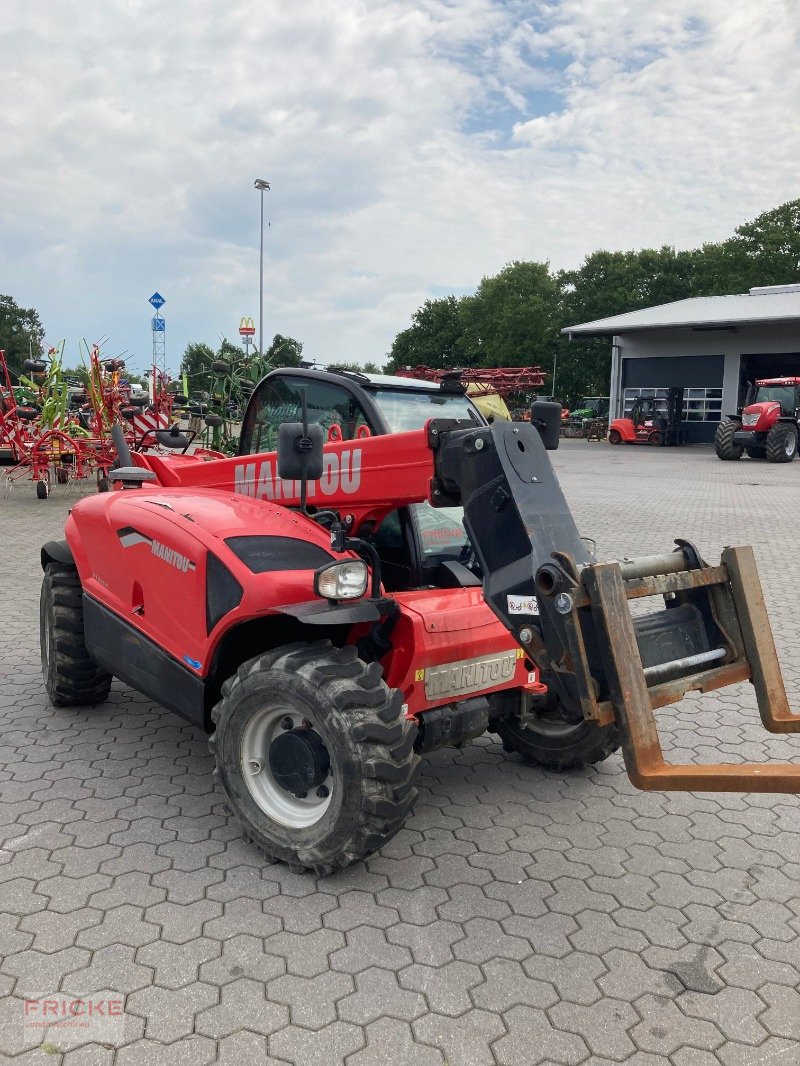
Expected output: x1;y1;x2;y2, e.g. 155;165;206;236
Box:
39;367;800;873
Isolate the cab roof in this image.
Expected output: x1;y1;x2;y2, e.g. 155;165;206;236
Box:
756;377;800;386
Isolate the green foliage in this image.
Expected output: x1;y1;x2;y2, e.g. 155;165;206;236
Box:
326;360;383;374
0;294;45;377
387;296;467;372
266;333;304;368
388;199;800;408
462;262;561;369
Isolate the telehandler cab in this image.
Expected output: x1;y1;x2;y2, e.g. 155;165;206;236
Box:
40;368;800;874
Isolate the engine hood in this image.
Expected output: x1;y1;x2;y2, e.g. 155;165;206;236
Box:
741;401;780;429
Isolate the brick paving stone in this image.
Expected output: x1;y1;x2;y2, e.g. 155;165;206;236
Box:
348;1016;444;1066
136;936;221;989
267;970;354;1030
386;919;464;966
126;981;220;1042
3;443;800;1064
76;904;161;950
269;1019;365;1063
337;967;427;1025
398;961;483;1017
115;1035;218;1066
492;1004;590;1066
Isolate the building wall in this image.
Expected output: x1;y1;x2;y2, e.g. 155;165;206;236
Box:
611;322;800;443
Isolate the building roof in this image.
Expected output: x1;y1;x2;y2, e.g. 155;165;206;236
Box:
562;284;800;337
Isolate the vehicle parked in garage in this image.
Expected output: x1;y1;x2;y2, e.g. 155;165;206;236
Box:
715;377;800;463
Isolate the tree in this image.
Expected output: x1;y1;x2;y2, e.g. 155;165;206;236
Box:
180;342;215;396
461;261;562;371
0;294;45;376
386;297;467;372
326;360;383;374
266;334;303;368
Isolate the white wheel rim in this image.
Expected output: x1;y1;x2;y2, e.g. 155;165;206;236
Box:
240;705;333;829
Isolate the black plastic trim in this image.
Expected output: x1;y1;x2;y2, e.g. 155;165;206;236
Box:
83;595;206;727
273;597;395;626
41;540;75;570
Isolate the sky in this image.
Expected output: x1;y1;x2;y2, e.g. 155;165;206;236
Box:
1;0;799;376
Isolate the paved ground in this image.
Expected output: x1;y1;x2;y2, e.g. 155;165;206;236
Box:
1;440;799;1065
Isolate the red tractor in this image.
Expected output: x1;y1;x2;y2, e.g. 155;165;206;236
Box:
715;377;800;463
39;367;800;874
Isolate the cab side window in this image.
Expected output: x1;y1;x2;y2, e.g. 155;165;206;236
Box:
240;377;372;455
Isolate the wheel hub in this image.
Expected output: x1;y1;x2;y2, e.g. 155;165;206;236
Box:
269;727;330;798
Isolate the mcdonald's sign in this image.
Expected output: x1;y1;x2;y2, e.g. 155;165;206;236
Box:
239;317;256;337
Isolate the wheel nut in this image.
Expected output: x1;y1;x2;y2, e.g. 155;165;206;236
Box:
280;716;293;730
519;627;534;645
248;759;261;774
316;785;329;799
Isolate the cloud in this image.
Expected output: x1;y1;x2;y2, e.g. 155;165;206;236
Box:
0;0;798;371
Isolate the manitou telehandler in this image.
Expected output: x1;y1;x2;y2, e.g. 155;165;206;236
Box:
40;367;800;873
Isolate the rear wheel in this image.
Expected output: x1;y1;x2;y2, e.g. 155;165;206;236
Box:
766;422;798;463
491;697;620;771
210;642;419;874
608;429;622;445
714;420;743;460
40;564;112;707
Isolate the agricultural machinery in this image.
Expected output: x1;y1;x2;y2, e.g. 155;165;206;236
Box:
1;345;177;497
40;366;800;874
608;388;684;447
715;377;800;462
395;365;546;422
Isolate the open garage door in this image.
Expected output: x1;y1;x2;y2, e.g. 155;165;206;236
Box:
739;353;800;405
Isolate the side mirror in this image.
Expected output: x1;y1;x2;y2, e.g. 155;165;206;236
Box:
530;401;562;450
277;421;324;481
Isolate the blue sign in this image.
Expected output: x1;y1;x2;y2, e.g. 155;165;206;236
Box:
149;292;165;310
152;317;166;332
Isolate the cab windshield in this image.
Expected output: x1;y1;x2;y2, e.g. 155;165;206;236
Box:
753;385;796;413
371;388;480;560
370;388;479;433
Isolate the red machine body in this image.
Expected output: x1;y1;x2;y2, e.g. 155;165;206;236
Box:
63;405;540;732
715;377;800;463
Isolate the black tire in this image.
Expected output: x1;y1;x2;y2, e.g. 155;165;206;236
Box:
766;422;798;463
24;359;47;374
714;420;743;460
210;360;230;375
493;706;620;772
204;414;225;428
745;445;766;459
608;429;622;445
209;642;419;875
36;480;48;499
40;564;112;707
649;430;664;446
56;467;69;485
97;477;110;493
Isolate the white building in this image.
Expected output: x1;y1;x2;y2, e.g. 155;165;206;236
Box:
563;283;800;443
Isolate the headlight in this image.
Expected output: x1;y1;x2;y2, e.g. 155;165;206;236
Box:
742;413;759;427
314;560;368;601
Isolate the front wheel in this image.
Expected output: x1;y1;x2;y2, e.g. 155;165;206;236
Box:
40;564;112;707
491;699;620;771
714;420;743;460
209;642;419;874
766;422;798;463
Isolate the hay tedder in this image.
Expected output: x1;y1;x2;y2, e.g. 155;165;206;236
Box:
39;367;799;874
1;345;177;497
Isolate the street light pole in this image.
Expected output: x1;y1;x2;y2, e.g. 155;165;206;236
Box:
254;179;270;356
